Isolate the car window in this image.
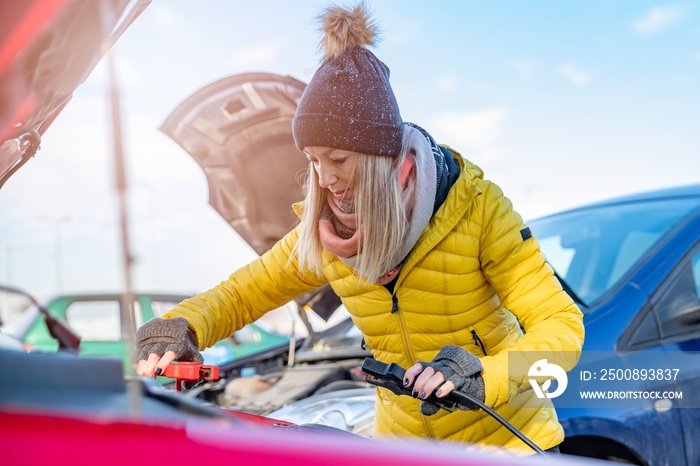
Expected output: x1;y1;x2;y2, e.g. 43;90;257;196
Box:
65;300;121;341
608;230;660;287
626;310;660;347
150;300;181;318
537;237;575;277
530;198;700;306
654;247;700;341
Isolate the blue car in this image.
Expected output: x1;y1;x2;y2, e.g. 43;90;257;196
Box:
528;183;700;465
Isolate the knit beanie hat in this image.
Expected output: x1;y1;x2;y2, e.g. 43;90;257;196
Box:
292;4;403;157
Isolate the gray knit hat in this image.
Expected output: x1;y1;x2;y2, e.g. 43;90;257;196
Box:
292;4;403;157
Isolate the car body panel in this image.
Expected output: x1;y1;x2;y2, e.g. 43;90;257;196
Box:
3;409;584;466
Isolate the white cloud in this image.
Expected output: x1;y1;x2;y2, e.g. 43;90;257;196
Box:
228;43;283;69
559;62;589;86
512;58;536;78
633;5;685;36
436;74;458;92
430;107;509;160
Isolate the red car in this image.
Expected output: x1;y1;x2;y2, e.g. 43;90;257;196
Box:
0;2;605;465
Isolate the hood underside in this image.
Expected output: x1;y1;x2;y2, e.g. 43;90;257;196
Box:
160;72;309;256
0;0;150;187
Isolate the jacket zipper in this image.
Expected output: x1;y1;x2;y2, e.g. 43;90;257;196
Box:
391;294;415;362
390;292;437;440
391;294;399;313
472;330;488;356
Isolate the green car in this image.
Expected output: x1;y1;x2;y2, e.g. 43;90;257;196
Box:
11;292;289;372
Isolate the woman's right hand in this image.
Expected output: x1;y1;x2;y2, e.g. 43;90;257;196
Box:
136;350;179;377
132;317;203;377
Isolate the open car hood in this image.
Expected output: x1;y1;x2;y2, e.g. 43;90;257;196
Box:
0;0;150;188
160;72;309;255
160;73;341;323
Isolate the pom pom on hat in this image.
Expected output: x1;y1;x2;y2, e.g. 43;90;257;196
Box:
320;3;378;59
293;3;403;157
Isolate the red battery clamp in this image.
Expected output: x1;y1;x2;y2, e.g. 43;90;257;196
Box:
162;362;219;391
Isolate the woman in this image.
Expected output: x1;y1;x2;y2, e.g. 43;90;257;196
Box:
135;4;584;455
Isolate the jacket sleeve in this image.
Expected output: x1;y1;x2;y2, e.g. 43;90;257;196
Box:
162;224;328;349
476;181;585;408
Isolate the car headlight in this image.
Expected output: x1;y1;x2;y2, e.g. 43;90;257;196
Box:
269;388;376;437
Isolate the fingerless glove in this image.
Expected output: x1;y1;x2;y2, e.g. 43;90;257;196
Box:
132;317;203;364
419;345;485;416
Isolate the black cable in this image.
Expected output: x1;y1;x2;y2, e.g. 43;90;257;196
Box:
361;358;552;459
448;389;550;458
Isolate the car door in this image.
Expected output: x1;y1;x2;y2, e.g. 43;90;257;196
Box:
648;243;700;465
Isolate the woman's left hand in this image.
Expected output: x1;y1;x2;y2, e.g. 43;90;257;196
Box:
403;345;485;416
404;363;456;401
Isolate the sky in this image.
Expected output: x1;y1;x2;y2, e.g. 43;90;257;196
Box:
1;0;699;303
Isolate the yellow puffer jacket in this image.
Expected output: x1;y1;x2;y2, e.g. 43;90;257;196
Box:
163;155;584;455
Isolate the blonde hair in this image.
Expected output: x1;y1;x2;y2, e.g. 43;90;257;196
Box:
294;137;412;283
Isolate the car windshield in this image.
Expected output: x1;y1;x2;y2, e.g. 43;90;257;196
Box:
529;197;700;307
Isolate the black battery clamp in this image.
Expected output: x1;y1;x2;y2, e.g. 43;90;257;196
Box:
361;357;550;458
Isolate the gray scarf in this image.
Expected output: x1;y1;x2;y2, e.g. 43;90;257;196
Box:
340;125;437;281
